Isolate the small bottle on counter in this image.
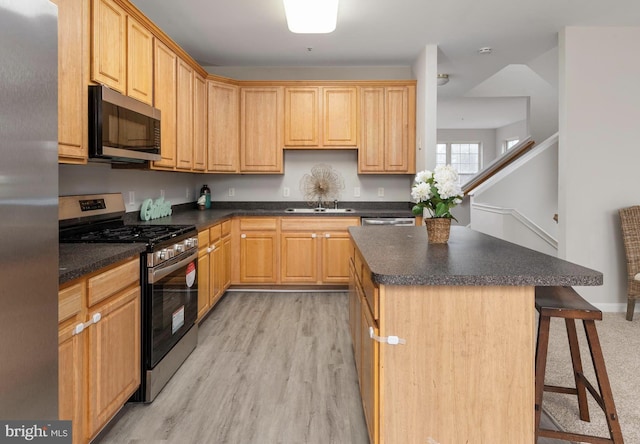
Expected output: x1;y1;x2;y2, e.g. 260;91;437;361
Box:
200;184;211;209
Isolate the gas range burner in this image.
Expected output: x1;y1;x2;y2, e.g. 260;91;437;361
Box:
59;193;197;248
61;223;196;245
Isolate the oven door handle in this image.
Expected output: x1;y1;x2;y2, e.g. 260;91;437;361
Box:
148;251;198;284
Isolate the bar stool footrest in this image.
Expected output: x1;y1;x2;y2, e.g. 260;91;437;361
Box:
538;427;614;444
544;384;579;396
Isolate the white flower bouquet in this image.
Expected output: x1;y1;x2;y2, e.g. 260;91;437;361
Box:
411;165;463;220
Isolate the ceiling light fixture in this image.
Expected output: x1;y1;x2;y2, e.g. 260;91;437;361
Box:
478;47;492;55
437;74;450;86
283;0;339;34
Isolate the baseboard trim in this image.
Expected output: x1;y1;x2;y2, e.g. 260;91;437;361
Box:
227;285;348;293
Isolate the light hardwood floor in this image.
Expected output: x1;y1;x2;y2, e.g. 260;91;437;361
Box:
95;291;569;444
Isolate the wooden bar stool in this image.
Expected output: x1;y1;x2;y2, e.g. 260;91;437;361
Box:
535;286;624;444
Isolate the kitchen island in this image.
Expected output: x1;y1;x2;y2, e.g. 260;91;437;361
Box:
348;225;602;444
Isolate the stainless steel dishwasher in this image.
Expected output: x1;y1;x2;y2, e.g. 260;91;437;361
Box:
361;217;416;226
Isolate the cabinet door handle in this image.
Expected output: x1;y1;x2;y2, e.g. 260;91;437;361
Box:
149;251;198;283
311;233;317;238
207;247;213;253
241;234;246;239
325;233;331;238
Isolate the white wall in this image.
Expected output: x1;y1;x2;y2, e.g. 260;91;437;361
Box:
411;45;438;173
205;150;412;202
470;203;558;256
437;128;498;166
59;163;201;213
59;151;414;212
559;26;640;310
470;136;559;238
495;119;528;156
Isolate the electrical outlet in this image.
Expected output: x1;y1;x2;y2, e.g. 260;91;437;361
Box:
128;191;135;205
228;187;235;197
160;189;165;199
378;187;385;197
283;187;290;197
354;187;361;198
186;187;190;199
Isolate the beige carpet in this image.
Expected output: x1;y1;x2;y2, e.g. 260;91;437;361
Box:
541;312;640;443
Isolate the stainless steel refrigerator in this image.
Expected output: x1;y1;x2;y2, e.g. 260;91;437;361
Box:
0;0;59;419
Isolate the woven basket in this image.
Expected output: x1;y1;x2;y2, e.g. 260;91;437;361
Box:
425;218;451;244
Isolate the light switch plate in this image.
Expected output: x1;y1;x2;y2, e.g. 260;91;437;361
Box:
354;187;361;197
283;187;290;197
378;187;385;197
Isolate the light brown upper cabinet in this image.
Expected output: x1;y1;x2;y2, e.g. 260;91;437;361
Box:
175;58;194;171
151;40;177;170
91;0;125;93
91;0;153;105
359;85;416;174
55;0;88;164
126;16;153;105
284;86;358;148
240;87;284;173
192;73;207;172
323;87;358;147
207;80;239;173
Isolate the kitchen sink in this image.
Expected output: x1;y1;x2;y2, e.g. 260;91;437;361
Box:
284;207;356;213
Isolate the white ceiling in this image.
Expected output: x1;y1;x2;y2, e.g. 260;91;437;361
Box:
130;0;640;127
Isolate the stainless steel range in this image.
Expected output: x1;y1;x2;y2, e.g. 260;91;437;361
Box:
59;193;199;402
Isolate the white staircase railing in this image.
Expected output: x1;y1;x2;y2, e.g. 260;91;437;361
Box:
470;203;558;250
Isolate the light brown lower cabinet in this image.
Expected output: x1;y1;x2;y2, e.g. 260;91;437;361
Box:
86;286;140;437
279;217;360;285
197;219;232;322
58;257;141;444
280;231;318;283
235;217;279;284
197;229;211;320
58;283;85;444
232;216;359;285
349;257;379;444
210;221;231;307
359;284;379;444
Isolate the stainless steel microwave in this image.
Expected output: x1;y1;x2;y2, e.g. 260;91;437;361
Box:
88;85;161;163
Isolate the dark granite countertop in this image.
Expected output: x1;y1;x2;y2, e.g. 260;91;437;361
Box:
61;201;413;284
349;225;603;287
59;243;147;285
124;201;414;230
